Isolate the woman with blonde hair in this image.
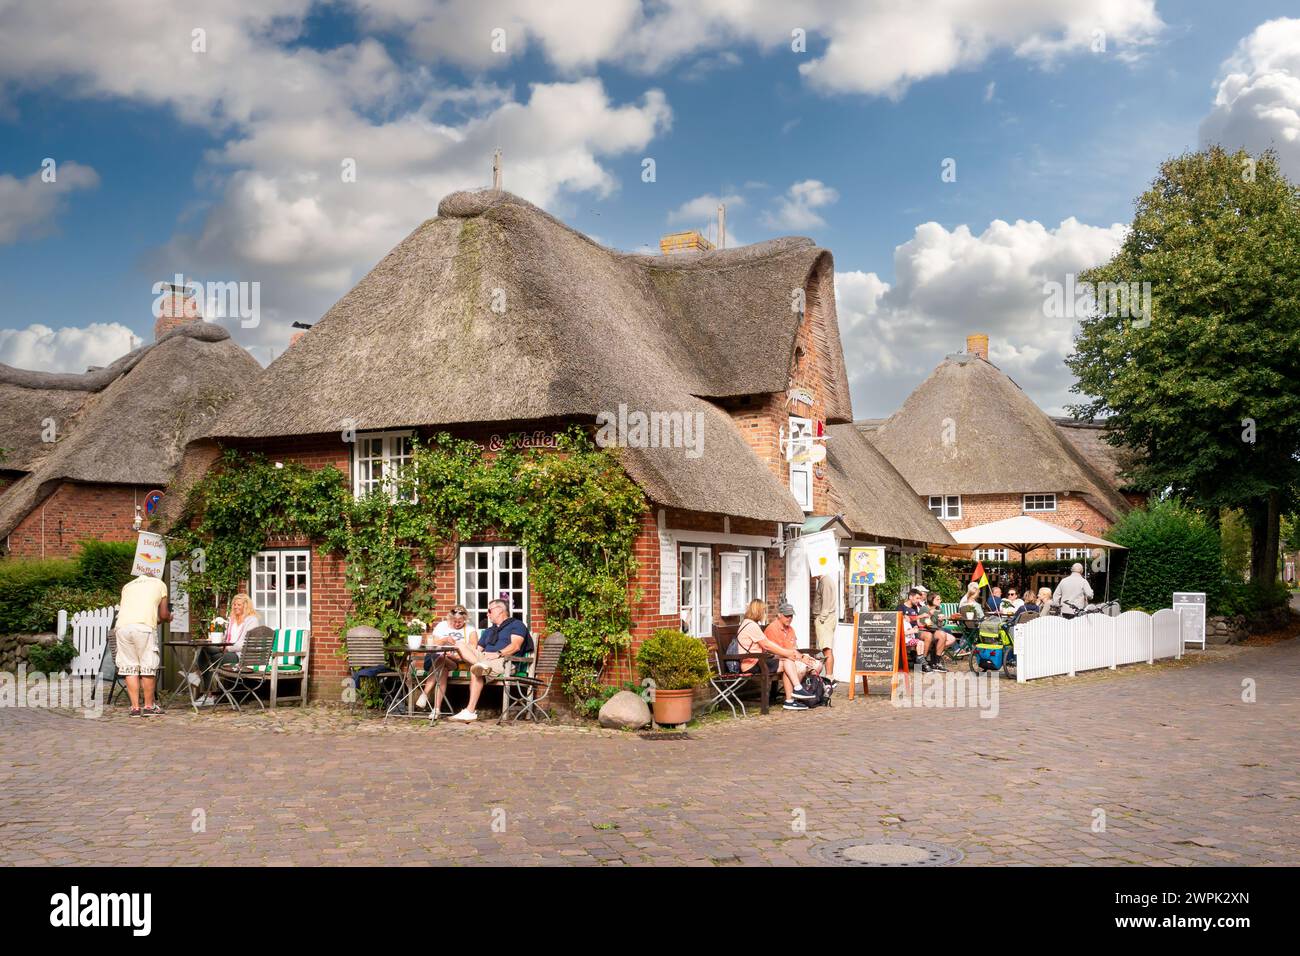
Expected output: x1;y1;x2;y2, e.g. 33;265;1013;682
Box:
197;593;259;706
735;599;820;710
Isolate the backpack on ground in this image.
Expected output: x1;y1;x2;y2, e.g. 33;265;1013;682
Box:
799;672;830;708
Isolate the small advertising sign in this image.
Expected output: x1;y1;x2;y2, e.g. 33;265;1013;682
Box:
849;546;886;586
131;532;167;579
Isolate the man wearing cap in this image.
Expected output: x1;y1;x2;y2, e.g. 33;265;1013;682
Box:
764;601;825;711
1052;564;1094;618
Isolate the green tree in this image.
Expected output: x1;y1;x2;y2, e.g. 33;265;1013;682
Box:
1067;147;1300;587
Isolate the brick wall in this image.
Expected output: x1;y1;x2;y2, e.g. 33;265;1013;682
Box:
931;491;1117;560
4;481;146;557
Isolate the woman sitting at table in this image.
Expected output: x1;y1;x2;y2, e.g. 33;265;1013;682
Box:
919;590;956;667
197;593;258;706
415;605;477;714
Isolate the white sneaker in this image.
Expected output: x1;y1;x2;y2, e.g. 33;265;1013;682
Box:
416;692;428;709
195;695;212;707
450;709;478;722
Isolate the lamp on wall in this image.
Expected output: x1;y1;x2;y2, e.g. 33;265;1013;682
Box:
132;505;143;532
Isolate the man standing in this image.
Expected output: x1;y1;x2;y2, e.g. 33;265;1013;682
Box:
448;599;532;722
811;572;837;685
115;573;171;716
1052;563;1094;617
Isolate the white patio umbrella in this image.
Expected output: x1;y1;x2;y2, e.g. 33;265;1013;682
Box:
950;515;1126;603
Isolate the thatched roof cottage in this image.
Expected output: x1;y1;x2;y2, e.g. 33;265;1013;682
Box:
0;293;258;557
163;189;953;698
858;334;1143;563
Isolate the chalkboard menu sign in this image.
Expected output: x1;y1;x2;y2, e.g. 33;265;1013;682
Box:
850;611;907;699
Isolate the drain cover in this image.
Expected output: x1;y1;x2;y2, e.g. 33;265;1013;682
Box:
638;731;691;740
810;837;963;867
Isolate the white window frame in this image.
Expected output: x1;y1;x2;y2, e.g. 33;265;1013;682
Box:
1023;493;1057;513
1056;547;1092;560
928;495;961;520
679;545;713;638
719;548;767;616
353;429;415;501
249;549;311;631
788;416;814;512
975;547;1008;562
458;545;528;631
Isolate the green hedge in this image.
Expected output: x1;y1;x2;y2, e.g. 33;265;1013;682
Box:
1108;500;1223;613
0;559;80;632
74;539;136;592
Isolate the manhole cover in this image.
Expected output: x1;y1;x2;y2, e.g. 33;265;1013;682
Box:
809;837;963;867
638;731;691;741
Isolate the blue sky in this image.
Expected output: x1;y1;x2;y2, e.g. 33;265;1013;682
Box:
2;1;1298;416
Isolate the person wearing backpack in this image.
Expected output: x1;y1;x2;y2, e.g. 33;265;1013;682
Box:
731;599;819;709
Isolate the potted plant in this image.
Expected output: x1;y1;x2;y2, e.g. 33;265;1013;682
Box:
636;629;710;725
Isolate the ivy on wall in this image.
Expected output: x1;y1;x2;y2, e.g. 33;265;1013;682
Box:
174;429;645;710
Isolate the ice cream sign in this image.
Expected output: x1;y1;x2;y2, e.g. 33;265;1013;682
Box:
849;547;886;586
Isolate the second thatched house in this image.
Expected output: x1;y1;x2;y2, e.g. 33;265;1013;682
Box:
161;189;953;698
0;290;259;557
858;333;1143;564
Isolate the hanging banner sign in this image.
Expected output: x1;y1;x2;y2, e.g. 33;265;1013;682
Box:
168;559;190;632
131;532;167;579
849;546;886;586
804;529;838;579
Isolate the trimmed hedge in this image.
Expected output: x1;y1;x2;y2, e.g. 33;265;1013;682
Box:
1107;500;1223;613
0;559;80;632
74;539;136;592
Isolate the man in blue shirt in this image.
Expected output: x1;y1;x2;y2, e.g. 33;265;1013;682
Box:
449;598;533;722
985;586;1003;614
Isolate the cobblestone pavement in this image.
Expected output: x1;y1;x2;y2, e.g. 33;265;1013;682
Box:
1;637;1297;866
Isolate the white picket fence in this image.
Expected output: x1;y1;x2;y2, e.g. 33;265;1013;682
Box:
56;605;117;678
1014;608;1184;682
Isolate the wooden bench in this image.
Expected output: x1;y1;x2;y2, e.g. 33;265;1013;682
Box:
706;634;825;716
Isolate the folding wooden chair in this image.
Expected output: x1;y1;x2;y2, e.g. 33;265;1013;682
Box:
344;626;403;713
213;627;275;711
497;632;565;723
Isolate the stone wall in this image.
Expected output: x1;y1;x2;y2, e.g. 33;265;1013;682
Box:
0;632;59;671
1205;605;1294;644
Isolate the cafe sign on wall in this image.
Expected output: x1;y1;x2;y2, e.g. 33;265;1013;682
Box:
486;431;560;452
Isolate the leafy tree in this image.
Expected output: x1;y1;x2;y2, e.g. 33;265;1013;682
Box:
1068;147;1300;586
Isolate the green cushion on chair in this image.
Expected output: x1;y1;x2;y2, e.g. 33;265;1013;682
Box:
252;629;307;673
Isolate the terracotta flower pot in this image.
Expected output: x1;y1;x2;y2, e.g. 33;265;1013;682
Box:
652;687;695;725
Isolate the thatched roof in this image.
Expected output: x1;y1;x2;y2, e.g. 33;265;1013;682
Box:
0;323;258;539
825;424;955;546
861;353;1132;522
207;189;858;523
1050;417;1138;495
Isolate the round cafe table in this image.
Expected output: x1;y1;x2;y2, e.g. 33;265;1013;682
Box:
385;645;461;721
163;639;233;711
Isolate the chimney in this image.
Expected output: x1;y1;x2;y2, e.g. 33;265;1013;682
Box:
659;230;715;255
966;333;989;361
154;281;201;340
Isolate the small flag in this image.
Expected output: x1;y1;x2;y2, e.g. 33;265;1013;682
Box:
971;561;989;590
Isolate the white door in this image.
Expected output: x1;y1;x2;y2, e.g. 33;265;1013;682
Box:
250;550;311;631
678;545;713;638
784;536;810;646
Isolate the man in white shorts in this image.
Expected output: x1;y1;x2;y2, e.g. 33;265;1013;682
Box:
115;573;171;716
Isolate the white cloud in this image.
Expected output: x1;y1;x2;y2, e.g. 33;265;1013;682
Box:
837;217;1128;417
0;322;140;374
1199;18;1300;181
668;192;743;224
0;162;99;245
359;0;1163;98
763;179;839;231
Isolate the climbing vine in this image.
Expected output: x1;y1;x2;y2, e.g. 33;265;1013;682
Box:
174;429;644;710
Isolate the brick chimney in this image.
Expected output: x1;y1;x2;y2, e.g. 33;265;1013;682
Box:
659;230;714;255
154;281;201;340
966;333;989;361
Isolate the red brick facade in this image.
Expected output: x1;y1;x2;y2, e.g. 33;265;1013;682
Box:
3;481;146;557
931;491;1117;560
